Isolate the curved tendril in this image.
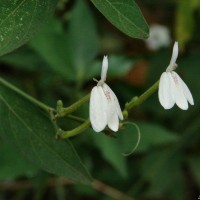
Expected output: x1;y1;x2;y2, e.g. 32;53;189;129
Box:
121;122;141;156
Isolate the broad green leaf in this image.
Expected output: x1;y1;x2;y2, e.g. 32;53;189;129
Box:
0;78;92;184
92;134;127;177
91;0;149;39
30;19;75;79
0;0;57;56
0;141;39;180
68;0;99;81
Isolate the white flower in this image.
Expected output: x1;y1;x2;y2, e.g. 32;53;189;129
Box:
145;24;171;51
159;42;194;110
90;56;123;132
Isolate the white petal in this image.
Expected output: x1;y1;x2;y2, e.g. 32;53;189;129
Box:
104;84;123;120
101;55;108;82
107;101;119;132
170;42;179;66
90;86;107;132
166;41;179;72
158;72;175;109
102;84;119;132
171;72;188;110
179;77;194;105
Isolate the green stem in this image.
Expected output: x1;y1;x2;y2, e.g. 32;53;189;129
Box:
56;119;90;139
67;115;85;123
56;80;159;139
56;94;90;118
124;80;159;114
0;77;54;112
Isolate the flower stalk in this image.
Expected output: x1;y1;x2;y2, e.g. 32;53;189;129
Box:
56;119;90;139
55;94;90;119
56;80;159;138
123;81;159;117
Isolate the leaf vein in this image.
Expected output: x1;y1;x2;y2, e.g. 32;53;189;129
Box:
0;94;87;180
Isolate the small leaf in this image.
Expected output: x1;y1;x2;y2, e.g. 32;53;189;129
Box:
0;78;92;184
0;0;57;56
91;0;149;39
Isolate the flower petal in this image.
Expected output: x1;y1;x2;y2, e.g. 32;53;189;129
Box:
101;55;108;82
107;102;119;132
166;41;178;72
102;84;119;132
158;72;175;109
171;72;188;110
90;86;107;132
104;84;123;120
179;77;194;105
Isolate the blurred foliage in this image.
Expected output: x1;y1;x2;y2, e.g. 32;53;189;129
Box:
0;0;200;200
175;0;200;51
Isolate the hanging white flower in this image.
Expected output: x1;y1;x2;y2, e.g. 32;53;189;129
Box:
158;41;194;110
145;24;171;51
90;56;123;132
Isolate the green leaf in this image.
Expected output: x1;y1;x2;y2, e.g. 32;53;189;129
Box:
0;78;92;184
30;18;75;79
68;0;99;81
91;0;149;39
0;141;39;180
0;0;57;56
92;134;127;178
